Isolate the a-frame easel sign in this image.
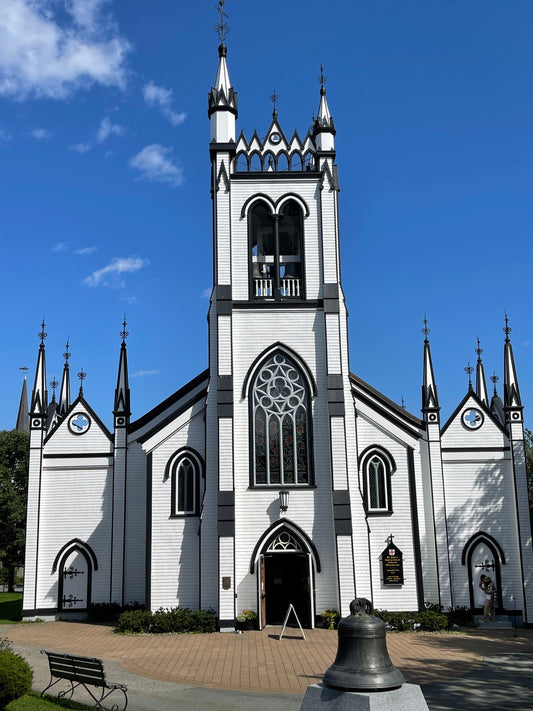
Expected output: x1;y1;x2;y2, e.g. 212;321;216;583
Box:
279;603;306;640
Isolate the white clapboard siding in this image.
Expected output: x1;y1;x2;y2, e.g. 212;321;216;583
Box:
123;442;147;604
218;315;232;376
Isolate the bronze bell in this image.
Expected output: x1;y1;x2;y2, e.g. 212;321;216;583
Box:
323;598;405;692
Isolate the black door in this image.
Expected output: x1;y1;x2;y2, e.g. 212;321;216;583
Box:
264;553;310;626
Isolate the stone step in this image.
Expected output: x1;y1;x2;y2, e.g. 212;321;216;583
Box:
474;615;514;629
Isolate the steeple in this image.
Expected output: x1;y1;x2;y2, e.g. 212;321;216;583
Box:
313;64;335;152
114;318;131;428
208;1;238;143
503;315;523;417
16;370;29;433
421;317;440;424
489;371;505;426
475;338;489;407
30;320;48;429
58;340;71;417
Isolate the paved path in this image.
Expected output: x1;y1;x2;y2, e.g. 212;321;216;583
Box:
2;622;533;709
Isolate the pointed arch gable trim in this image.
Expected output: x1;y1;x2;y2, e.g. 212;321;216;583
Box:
461;531;506;566
241;343;317;400
240;194;276;219
249;519;321;574
358;445;397;474
52;539;98;573
163;446;204;482
275;193;310;217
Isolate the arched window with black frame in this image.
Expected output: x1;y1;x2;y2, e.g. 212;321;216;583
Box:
249;199;303;300
251;351;312;486
360;447;395;514
170;452;201;516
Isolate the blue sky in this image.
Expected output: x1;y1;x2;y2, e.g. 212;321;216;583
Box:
1;0;532;432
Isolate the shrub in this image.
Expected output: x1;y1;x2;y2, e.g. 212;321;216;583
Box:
115;609;153;633
0;649;33;710
89;601;143;623
191;609;217;633
372;609;448;632
320;609;340;630
116;606;217;634
416;610;448;631
0;639;11;652
446;605;475;628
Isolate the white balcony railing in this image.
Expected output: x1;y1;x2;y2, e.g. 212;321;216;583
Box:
254;278;300;298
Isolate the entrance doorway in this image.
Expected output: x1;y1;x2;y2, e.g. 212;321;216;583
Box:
263;553;311;626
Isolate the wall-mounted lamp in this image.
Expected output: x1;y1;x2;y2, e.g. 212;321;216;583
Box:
279;489;289;514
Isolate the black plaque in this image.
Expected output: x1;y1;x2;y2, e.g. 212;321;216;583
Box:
381;544;404;586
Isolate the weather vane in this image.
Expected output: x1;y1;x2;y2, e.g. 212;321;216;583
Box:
318;63;327;89
464;362;474;387
215;1;229;44
120;316;129;343
422;314;430;341
270;90;279;118
77;368;86;396
63;339;71;362
475;337;483;361
50;377;58;401
503;313;512;342
19;366;29;376
490;371;499;394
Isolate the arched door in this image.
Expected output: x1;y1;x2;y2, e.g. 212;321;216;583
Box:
463;533;504;611
58;548;91;611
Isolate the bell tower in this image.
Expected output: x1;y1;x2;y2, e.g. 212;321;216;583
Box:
202;4;368;627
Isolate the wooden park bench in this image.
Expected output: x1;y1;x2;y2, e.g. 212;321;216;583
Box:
41;649;128;710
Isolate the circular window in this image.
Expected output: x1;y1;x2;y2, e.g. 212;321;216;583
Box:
462;408;484;430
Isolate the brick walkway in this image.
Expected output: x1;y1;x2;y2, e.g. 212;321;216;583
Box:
2;621;533;694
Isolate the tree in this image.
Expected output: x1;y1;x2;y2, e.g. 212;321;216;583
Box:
525;428;533;503
0;430;29;592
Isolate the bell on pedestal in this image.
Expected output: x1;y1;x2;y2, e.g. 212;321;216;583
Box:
252;262;263;278
323;598;405;692
282;261;300;278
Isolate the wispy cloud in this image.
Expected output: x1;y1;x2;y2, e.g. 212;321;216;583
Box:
52;242;67;252
130;370;159;378
129;144;183;187
0;0;131;101
83;256;150;288
31;128;51;139
70;142;91;154
202;288;212;299
142;81;186;126
0;127;12;142
74;246;98;255
96;116;124;143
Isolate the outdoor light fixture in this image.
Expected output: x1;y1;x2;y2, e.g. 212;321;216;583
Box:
279;489;289;513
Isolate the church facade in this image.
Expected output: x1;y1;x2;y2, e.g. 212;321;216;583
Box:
22;41;533;628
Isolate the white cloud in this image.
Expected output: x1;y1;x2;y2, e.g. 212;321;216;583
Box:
70;141;91;153
202;288;212;299
31;127;51;139
83;256;149;288
142;81;186;127
129;144;183;187
0;127;12;142
96;115;123;143
52;242;67;252
130;370;159;378
74;246;98;255
0;0;131;100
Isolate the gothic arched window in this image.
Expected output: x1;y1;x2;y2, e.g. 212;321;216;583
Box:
249;199;303;300
251;353;311;486
171;454;200;516
361;449;393;514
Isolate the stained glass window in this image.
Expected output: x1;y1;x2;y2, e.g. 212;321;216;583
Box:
172;455;199;515
364;453;391;513
252;353;311;485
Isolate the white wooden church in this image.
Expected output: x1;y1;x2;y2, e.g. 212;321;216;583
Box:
23;34;533;629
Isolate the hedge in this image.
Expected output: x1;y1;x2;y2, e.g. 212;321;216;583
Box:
116;607;216;634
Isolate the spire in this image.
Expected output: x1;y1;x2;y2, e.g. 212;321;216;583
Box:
313;64;335;151
208;1;238;142
503;314;523;412
475;338;489;407
464;362;474;392
58;340;71;417
114;318;131;427
77;368;86;397
30;320;48;427
489;371;505;426
421;316;440;423
16;369;29;433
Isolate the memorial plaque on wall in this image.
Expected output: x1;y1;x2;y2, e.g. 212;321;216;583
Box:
381;544;404;585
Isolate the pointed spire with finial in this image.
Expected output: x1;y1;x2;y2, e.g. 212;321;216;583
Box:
503;314;523;414
474;338;489;406
30;319;48;427
464;362;474;391
421;315;440;423
16;367;29;433
489;371;505;425
313;63;336;151
58;340;71;417
114;316;131;427
77;368;86;397
208;1;238;142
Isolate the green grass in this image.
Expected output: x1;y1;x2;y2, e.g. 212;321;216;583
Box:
0;592;23;623
6;691;94;710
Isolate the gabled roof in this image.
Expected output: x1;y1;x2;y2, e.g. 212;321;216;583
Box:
44;394;113;445
440;388;508;438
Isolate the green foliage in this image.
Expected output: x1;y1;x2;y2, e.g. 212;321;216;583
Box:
88;601;143;623
372;608;448;632
7;689;95;710
236;609;257;622
446;605;475;628
115;606;217;634
0;649;33;710
320;609;340;630
0;430;29;592
0;594;23;623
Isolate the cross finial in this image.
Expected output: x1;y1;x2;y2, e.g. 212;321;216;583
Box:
120;315;129;343
464;362;474;388
503;313;512;342
475;337;483;361
63;339;71;362
38;319;47;344
318;63;327;93
422;314;430;342
270;90;279;119
490;371;499;395
387;533;395;545
50;377;58;401
401;397;406;410
215;1;229;44
77;368;86;396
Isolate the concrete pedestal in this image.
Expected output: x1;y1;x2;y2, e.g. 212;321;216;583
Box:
300;682;429;711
